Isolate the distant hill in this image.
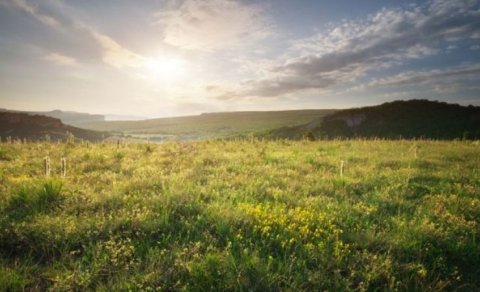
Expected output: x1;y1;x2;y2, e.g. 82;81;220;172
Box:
0;112;107;142
267;100;480;140
0;109;105;126
105;114;148;121
81;110;336;141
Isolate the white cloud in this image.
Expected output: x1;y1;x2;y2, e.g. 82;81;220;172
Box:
89;30;146;69
212;0;480;99
157;0;272;51
281;0;479;77
2;0;148;70
43;52;78;66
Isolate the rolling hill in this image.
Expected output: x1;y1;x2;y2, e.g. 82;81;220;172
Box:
0;109;105;126
266;100;480;140
81;110;336;141
0;112;108;142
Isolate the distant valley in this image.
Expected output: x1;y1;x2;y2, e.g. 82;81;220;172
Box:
81;110;336;141
2;100;479;142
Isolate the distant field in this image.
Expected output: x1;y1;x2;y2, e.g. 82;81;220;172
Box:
0;140;479;290
81;110;335;140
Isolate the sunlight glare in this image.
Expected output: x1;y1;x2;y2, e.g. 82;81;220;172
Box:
145;56;187;83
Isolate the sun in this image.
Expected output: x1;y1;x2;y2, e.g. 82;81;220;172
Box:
145;56;187;83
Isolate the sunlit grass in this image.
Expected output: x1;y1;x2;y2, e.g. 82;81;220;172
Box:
0;139;479;290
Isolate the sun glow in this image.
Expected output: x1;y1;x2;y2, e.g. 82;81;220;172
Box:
145;56;187;83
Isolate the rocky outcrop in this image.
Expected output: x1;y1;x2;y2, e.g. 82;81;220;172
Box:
333;113;366;127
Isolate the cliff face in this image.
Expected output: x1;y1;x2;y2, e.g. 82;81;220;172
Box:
0;112;107;141
334;113;367;127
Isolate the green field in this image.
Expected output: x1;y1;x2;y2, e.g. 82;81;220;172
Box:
0;140;479;290
81;110;335;141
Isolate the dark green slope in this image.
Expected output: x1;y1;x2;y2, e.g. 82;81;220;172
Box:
0;108;105;126
267;100;480;139
0;112;108;142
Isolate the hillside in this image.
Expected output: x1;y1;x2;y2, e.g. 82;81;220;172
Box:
38;110;105;125
0;109;105;126
267;100;480;139
81;110;336;141
0;112;107;142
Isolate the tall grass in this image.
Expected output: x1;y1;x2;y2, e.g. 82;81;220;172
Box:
0;140;478;290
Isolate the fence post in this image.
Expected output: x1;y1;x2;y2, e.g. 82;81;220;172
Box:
44;157;50;177
340;160;344;178
61;158;66;177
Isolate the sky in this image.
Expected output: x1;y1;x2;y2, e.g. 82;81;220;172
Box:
0;0;479;118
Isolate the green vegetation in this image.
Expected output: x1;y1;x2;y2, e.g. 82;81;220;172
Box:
0;140;479;290
267;100;480;140
0;112;107;142
82;110;335;141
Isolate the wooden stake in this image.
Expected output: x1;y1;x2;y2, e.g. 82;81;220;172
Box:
340;160;344;178
61;158;66;177
44;157;50;177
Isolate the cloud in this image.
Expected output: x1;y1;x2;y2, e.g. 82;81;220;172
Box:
2;0;148;70
351;62;480;93
89;30;146;69
1;0;60;27
212;0;480;99
156;0;272;51
211;76;336;100
43;52;78;66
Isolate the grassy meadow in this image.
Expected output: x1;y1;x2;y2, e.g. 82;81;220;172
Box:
0;139;479;291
